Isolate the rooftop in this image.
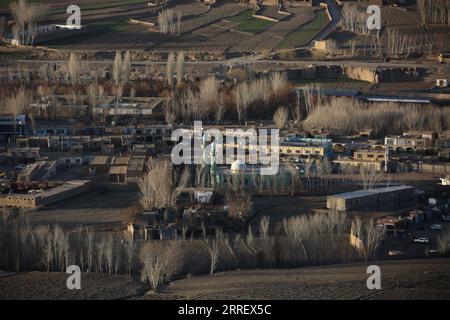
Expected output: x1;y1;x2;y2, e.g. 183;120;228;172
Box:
109;166;128;175
330;185;415;200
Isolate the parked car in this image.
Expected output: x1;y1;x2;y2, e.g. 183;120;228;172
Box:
413;237;430;244
442;215;450;222
388;250;404;256
430;224;442;231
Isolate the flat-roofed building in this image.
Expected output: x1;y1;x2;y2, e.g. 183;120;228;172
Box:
385;131;437;152
334;157;384;172
354;149;387;162
327;185;415;212
108;166;128;183
127;156;146;181
89;156;110;174
6;180;91;209
111;156;130;167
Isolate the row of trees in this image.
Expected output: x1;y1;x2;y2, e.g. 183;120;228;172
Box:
164;53;290;124
340;5;433;58
158;9;183;36
140;213;384;291
305;98;450;137
418;0;450;25
3;209;448;292
0;219;137;275
67;51;132;85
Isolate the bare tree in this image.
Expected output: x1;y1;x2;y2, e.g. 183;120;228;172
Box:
122;50;131;83
176;10;182;35
158;9;176;35
273;106;288;130
138;159;188;210
215;93;225;124
437;230;450;257
202;238;220;275
140;241;179;291
359;166;383;190
351;217;384;261
113;51;122;85
259;216;270;238
166;52;175;88
87;83;98;118
270;71;288;98
68;52;80;85
164;100;176;125
176;51;185;85
198;76;218;120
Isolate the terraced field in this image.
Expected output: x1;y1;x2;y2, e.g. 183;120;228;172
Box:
159;4;317;53
226;9;275;34
25;0;328;53
278;9;329;49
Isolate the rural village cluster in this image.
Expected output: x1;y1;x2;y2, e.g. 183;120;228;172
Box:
0;0;450;302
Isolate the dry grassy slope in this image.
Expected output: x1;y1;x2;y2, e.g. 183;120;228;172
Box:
1;259;449;300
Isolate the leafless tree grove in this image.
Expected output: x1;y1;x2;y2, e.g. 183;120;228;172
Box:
9;0;48;46
305;98;450;137
418;0;450;25
166;52;175;87
138;159;189;210
0;218;137;275
158;9;182;35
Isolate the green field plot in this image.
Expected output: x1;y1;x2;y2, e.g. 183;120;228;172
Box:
277;10;329;49
227;10;274;34
43;19;129;48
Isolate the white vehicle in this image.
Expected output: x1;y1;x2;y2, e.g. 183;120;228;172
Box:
442;215;450;222
430;224;442;231
413;237;430;244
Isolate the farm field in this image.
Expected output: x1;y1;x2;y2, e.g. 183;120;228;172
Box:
278;9;329;49
24;190;138;230
2;259;449;299
157;4;317;53
30;1;325;53
226;9;275;34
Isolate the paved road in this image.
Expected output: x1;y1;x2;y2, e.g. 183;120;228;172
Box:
313;0;342;43
5;57;444;69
